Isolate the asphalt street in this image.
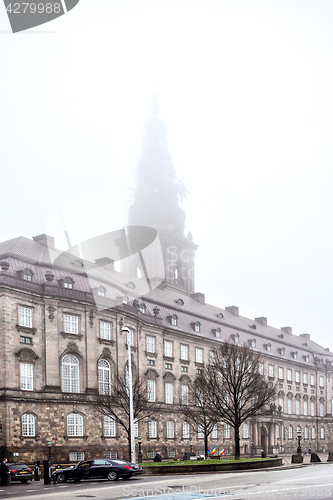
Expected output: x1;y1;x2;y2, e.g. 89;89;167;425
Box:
1;461;333;500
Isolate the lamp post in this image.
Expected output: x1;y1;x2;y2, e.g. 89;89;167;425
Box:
122;326;136;463
47;440;52;465
190;440;193;456
138;435;143;463
297;427;302;454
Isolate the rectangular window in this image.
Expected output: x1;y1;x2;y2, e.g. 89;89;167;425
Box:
278;367;284;379
147;359;155;366
268;365;274;377
20;363;33;391
148;420;157;438
287;398;292;415
69;452;85;461
295;371;300;383
168;449;176;458
304;401;308;416
182;422;190;439
19;306;32;328
181;366;188;372
198;424;204;439
104;416;116;437
310;374;315;386
288;426;293;439
146;336;155;353
64;315;78;334
181;385;188;405
320;402;324;417
276;424;280;439
180;344;189;360
296;399;300;415
312;427;315;439
147;380;156;402
303;373;308;384
165;363;172;370
20;336;32;344
166;421;174;438
165;383;173;404
311;401;315;416
209;351;216;365
67;414;83;436
242;423;248;438
319;376;324;387
164;341;173;357
287;369;292;382
196;348;203;363
224;424;230;439
105;451;117;460
211;424;218;439
100;321;111;340
258;363;264;375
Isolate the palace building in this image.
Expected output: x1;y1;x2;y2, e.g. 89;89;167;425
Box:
1;108;333;463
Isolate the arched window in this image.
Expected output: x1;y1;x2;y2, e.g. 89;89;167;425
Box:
23;268;33;282
311;427;316;439
98;359;111;394
288;426;293;439
171;314;178;326
304;426;309;439
104;416;116;437
63;277;74;289
320;427;325;439
194;322;201;333
67;413;83;436
139;303;146;314
22;414;35;436
62;355;79;393
211;424;218;439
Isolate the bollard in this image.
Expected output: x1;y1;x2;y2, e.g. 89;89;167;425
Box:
34;461;40;481
43;460;51;484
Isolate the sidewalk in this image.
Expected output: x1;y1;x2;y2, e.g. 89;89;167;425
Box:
282;452;328;466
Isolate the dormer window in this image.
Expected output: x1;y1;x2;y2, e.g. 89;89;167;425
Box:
97;286;106;297
266;343;271;352
235;333;239;344
194;322;201;333
305;355;309;363
139;303;146;314
63;277;74;289
280;347;285;356
292;351;298;360
214;328;221;338
250;338;256;348
123;295;129;305
171;315;178;326
23;269;33;282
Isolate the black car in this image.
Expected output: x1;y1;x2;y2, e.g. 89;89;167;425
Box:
7;463;33;483
52;459;142;483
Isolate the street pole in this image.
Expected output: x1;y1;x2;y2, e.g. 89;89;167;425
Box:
122;327;136;463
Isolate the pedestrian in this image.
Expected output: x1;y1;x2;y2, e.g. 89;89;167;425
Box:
153;451;162;462
0;458;9;486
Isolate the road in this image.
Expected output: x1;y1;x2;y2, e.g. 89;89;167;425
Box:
1;463;333;500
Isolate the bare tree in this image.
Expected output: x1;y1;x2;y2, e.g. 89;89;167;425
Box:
208;341;277;459
95;369;161;460
178;368;219;458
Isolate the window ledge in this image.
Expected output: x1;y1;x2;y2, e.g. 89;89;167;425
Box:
145;351;158;358
20;435;40;441
61;332;83;340
163;356;175;362
64;435;88;441
98;338;115;346
195;362;204;367
180;359;190;365
16;325;36;335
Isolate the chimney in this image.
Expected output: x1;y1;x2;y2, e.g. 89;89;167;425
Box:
226;306;239;316
32;234;55;249
190;292;205;304
281;326;292;335
255;317;267;326
300;333;310;340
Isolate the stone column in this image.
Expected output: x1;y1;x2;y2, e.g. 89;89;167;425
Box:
253;422;258;446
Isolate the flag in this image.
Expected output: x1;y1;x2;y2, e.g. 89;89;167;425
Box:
220;448;225;456
212;447;216;455
207;449;210;454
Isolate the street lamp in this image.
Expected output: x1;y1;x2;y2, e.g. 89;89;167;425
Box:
296;427;302;454
190;440;193;456
122;326;135;463
47;440;52;465
137;435;143;463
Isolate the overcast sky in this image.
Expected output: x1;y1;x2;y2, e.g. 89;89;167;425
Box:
1;1;333;350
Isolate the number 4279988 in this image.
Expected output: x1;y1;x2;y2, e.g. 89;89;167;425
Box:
6;3;62;14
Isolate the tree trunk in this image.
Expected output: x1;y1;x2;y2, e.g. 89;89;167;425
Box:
234;425;240;459
204;434;209;458
127;431;131;461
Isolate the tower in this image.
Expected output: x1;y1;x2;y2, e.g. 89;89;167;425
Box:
128;97;198;295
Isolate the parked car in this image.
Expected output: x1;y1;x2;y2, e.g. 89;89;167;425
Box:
52;459;142;483
7;463;33;483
